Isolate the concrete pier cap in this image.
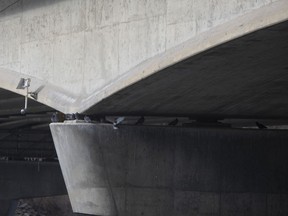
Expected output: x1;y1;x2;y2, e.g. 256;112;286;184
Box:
50;122;288;216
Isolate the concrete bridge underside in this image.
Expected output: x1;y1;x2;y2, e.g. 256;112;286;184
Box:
87;20;288;119
0;0;287;117
1;0;288;216
1;19;288;119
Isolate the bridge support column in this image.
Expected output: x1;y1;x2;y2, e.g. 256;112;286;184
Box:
51;122;118;216
50;122;288;216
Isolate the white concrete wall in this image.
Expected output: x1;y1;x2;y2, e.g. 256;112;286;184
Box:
0;0;287;113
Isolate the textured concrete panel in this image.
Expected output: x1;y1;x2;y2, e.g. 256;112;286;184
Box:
221;135;255;192
84;25;119;94
50;123;117;215
0;17;21;66
174;191;219;216
126;188;173;216
53;32;85;95
110;188;126;216
174;130;221;192
50;123;288;215
86;20;288;118
267;194;288;216
94;128;128;187
127;127;175;188
221;193;266;216
1;0;287;113
21;39;53;80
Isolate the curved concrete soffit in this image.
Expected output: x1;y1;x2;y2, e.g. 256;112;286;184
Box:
79;0;288;114
1;0;288;114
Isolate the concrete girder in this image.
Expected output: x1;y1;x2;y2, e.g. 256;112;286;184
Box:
0;0;287;114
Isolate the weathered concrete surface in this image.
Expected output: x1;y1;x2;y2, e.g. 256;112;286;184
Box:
87;20;288;119
50;122;288;215
0;0;287;114
51;123;118;215
0;161;67;200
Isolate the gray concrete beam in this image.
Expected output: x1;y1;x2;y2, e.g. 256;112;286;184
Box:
50;122;288;215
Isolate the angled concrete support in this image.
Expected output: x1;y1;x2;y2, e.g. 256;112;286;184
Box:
51;122;118;215
50;122;288;216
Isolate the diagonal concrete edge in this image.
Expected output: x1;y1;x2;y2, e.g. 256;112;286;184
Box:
79;0;288;114
50;122;117;216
